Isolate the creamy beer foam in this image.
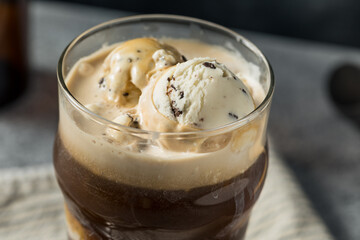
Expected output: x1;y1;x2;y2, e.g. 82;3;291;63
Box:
60;38;266;190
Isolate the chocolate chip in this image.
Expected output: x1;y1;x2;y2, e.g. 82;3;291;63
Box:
98;77;105;88
228;112;239;119
199;118;204;122
128;58;133;63
171;84;177;91
241;89;247;94
166;85;173;95
203;62;216;69
182;55;187;62
131;120;140;129
179;91;184;99
170;100;183;117
126;114;140;128
122;92;129;97
137;49;141;53
233;75;237;80
167;75;175;82
126;113;134;121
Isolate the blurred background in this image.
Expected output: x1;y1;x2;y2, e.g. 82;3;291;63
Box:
57;0;360;47
1;0;360;240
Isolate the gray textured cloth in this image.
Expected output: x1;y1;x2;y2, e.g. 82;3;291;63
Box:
0;148;334;240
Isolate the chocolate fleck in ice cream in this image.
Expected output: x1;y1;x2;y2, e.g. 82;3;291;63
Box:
139;57;255;132
54;16;273;240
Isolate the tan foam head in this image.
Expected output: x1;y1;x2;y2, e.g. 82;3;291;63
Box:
61;38;268;190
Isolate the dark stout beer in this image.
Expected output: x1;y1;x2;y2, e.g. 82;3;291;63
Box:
54;135;268;240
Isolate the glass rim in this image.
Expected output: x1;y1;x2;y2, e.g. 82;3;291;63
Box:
57;14;275;137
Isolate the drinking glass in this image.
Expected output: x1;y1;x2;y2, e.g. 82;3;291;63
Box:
54;15;274;240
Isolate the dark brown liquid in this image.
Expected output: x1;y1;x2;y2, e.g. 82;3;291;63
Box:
54;134;267;240
0;1;27;107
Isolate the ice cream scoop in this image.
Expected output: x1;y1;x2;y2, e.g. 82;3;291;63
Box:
100;38;183;107
139;58;255;132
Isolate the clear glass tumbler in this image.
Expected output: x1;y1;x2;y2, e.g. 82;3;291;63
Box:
54;15;274;240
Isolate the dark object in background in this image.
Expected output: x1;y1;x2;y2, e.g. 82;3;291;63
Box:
329;64;360;128
0;0;27;108
56;0;360;48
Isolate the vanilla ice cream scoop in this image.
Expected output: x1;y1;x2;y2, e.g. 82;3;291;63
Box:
139;58;255;131
100;38;183;107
